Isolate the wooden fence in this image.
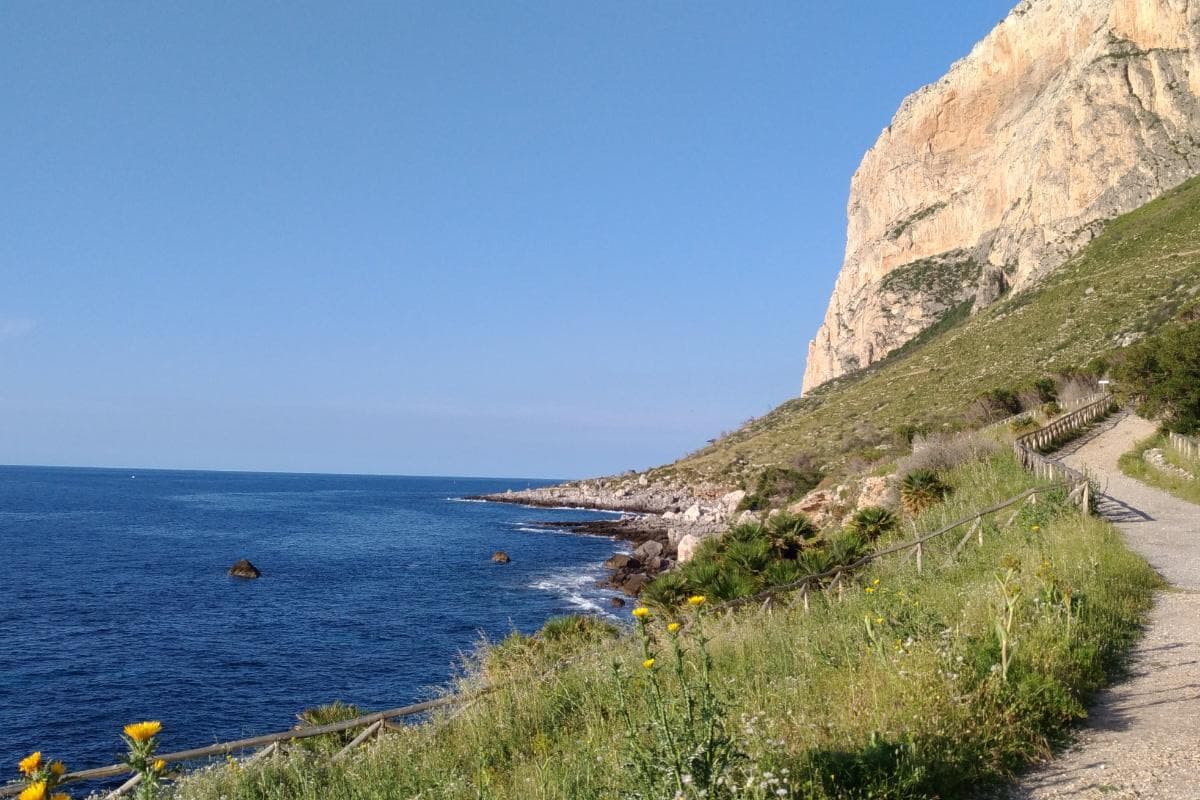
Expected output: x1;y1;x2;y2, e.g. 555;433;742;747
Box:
1168;430;1200;460
1013;394;1114;488
4;402;1110;799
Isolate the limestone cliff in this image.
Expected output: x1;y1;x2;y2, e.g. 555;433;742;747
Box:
803;0;1200;392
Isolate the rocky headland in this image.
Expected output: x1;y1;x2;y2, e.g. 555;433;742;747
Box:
804;0;1200;391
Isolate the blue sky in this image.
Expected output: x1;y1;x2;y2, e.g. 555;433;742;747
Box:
0;1;1015;477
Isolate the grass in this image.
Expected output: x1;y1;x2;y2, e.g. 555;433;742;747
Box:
656;174;1200;486
169;455;1158;800
1118;433;1200;506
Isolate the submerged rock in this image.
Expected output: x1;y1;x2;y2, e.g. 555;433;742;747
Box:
228;559;261;579
491;551;512;564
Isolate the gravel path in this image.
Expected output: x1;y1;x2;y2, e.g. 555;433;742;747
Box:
1011;414;1200;799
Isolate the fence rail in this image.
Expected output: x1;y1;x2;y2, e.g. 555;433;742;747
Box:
1013;394;1114;487
1168;430;1200;460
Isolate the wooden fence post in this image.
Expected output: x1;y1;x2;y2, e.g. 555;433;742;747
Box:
915;542;923;573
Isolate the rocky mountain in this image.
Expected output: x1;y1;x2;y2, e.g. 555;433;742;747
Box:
803;0;1200;392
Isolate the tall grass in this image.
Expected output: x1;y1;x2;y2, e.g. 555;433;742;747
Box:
170;455;1158;800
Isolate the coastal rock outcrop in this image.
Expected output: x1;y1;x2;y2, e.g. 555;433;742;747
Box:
228;559;261;579
491;551;512;564
804;0;1200;392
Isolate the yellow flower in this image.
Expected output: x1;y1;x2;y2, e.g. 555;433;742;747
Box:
872;578;881;586
18;752;41;776
153;759;166;772
864;586;875;594
875;617;884;625
50;794;70;800
666;622;681;633
642;658;655;669
123;721;162;743
687;595;706;607
1031;525;1041;532
49;761;66;777
631;607;649;618
18;782;46;800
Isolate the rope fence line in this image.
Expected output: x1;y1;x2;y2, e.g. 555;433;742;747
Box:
3;395;1111;799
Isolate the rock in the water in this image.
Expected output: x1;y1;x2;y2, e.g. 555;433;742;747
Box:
228;559;261;579
603;553;639;570
676;534;701;564
610;596;626;608
491;551;511;564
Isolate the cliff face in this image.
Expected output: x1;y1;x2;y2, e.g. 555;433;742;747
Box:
803;0;1200;392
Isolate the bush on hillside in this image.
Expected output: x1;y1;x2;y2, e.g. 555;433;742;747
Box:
641;512;850;607
897;431;1001;478
970;388;1022;422
899;469;950;515
846;506;897;541
736;462;823;511
1114;321;1200;434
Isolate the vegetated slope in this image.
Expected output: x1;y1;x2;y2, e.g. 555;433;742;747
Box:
662;175;1200;485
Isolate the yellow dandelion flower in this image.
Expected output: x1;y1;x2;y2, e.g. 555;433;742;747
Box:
153;759;166;772
864;586;875;594
875;617;884;625
1031;525;1041;532
666;622;681;633
642;658;655;669
123;721;162;743
48;761;66;777
872;578;881;586
631;607;649;619
18;752;41;776
687;595;706;606
18;782;46;800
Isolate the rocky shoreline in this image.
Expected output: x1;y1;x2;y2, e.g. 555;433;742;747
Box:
469;478;749;597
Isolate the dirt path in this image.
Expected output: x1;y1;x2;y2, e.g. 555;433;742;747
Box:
1011;414;1200;799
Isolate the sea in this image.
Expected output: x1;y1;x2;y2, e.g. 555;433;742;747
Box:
0;465;629;775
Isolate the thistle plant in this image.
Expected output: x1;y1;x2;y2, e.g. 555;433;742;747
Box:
15;751;71;800
994;567;1022;683
121;721;167;800
611;597;741;799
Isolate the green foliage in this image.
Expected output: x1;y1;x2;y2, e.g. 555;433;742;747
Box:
900;469;950;515
1032;377;1059;403
294;701;367;753
974;388;1022;420
847;506;898;541
1114;321;1200;433
1009;415;1040;434
737;464;823;511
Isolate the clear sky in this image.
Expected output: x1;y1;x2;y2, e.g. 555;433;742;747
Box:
1;1;1016;478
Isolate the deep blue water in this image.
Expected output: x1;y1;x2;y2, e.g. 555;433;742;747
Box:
0;465;628;774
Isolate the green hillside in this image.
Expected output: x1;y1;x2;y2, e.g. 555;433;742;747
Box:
660;175;1200;484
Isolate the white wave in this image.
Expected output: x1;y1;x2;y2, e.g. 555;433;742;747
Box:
529;570;620;618
514;526;563;534
447;497;488;503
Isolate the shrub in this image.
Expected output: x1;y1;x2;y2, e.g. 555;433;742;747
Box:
897;431;1001;477
1042;401;1063;417
1008;415;1040;434
294;702;366;752
1114;321;1200;434
736;464;822;511
899;469;950;515
1032;377;1058;403
970;388;1021;422
847;506;898;541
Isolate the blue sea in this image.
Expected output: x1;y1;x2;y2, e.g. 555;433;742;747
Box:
0;465;628;774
